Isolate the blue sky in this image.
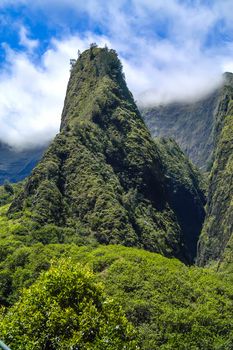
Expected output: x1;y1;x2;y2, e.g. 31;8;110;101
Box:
0;0;233;148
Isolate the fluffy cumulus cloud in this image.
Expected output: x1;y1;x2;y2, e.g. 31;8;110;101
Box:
0;37;68;148
0;0;233;148
0;32;111;148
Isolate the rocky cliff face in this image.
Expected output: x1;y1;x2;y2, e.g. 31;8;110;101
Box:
197;101;233;266
9;47;205;263
154;138;206;261
141;73;233;170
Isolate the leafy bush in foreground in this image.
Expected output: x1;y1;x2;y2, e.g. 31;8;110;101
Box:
0;259;137;350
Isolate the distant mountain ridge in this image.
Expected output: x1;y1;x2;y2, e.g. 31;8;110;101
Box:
0;142;46;184
141;72;233;170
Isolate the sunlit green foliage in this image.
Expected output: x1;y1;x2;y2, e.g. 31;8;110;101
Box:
0;181;23;206
1;244;233;349
0;259;138;350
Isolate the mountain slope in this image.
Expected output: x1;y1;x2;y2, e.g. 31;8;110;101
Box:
197;101;233;266
141;73;233;170
8;46;205;262
154;138;206;260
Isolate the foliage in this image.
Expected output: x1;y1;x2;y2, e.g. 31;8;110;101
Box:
0;245;233;349
3;180;14;195
88;246;233;350
0;259;138;350
198;102;233;265
154;137;206;261
0;181;24;206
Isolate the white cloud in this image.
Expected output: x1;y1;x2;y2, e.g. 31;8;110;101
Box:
19;27;39;51
0;1;233;148
0;33;113;149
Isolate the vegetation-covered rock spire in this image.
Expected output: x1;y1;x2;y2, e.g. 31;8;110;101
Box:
8;46;205;263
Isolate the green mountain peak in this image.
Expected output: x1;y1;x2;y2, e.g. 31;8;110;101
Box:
60;46;135;131
8;46;205;263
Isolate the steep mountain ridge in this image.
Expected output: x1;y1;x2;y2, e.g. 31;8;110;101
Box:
154;138;206;260
8;47;205;263
141;72;233;170
197;100;233;266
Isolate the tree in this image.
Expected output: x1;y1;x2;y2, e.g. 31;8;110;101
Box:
90;42;98;49
3;180;14;195
0;260;138;350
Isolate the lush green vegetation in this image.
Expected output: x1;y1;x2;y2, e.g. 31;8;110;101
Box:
198;102;233;266
0;259;137;350
1;244;233;349
154;138;206;261
0;180;24;206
